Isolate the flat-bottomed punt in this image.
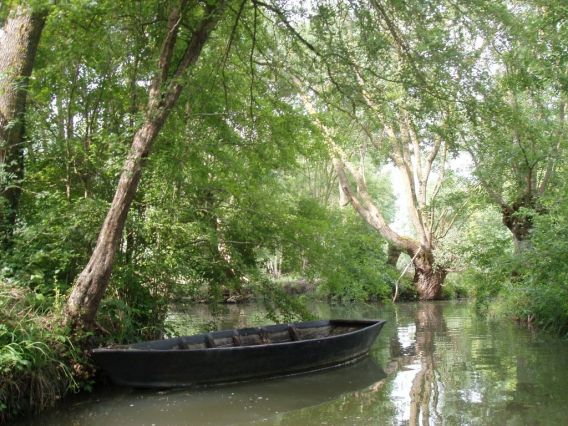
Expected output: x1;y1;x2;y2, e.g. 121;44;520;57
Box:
91;319;386;388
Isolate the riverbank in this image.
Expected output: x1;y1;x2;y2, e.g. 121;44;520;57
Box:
0;270;463;423
0;274;410;423
0;278;171;424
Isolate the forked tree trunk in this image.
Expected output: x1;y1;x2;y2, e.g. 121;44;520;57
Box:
0;5;47;246
298;85;449;301
65;1;226;329
335;156;447;300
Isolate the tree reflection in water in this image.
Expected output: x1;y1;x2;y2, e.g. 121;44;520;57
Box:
409;303;445;425
388;302;446;425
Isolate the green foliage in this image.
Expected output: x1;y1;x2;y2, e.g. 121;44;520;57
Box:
312;212;396;302
455;186;568;336
439;273;469;300
441;207;513;299
96;280;168;344
1;194;106;295
3;1;568;422
494;193;568;336
255;276;315;323
261;152;398;302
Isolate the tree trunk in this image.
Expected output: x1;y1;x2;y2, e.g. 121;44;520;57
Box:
298;88;448;301
413;248;445;300
65;1;226;329
338;181;349;207
336;156;447;299
65;121;162;327
0;5;47;247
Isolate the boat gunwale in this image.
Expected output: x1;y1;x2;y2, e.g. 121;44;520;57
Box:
91;319;385;354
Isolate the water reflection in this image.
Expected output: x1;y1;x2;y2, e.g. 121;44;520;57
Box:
19;358;386;426
271;301;568;425
390;303;445;425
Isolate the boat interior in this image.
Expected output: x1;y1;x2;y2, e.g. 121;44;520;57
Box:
127;321;365;351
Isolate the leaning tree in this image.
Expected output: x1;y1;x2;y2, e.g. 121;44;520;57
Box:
65;0;230;329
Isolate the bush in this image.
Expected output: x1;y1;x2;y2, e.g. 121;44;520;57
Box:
439;207;515;308
439;273;469;300
96;281;168;344
1;193;105;296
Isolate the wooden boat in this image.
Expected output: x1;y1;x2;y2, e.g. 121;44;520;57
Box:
91;319;386;388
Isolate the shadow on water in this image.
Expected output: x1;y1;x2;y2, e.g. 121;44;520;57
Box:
17;357;387;426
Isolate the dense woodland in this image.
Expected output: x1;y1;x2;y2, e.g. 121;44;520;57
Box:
0;0;566;421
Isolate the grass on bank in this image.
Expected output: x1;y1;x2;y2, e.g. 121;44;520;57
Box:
0;284;88;424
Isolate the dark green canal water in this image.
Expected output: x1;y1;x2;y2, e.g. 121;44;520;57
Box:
20;301;568;425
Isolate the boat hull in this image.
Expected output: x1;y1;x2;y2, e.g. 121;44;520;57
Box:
91;319;386;388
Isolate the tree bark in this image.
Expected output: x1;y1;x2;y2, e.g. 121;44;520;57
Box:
65;0;227;329
334;151;447;300
0;5;47;247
